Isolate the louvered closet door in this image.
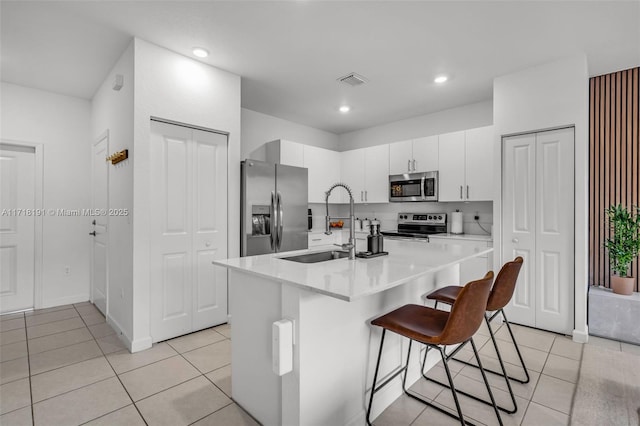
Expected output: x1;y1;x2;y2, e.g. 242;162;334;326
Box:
502;128;574;334
150;121;228;342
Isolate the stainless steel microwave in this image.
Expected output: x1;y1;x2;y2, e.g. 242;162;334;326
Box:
389;171;438;202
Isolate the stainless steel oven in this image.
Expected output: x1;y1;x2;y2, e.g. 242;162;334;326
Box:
381;212;447;241
389;171;438;202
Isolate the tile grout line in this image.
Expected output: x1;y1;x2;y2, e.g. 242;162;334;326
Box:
75;303;148;426
21;312;35;426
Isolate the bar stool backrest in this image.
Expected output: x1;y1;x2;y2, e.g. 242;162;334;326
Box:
486;257;524;312
438;271;494;346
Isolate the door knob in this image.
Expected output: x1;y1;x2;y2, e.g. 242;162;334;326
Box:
512;238;519;243
89;231;96;236
205;242;211;247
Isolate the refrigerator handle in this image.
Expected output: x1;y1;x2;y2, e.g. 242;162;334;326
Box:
276;191;284;250
270;191;276;251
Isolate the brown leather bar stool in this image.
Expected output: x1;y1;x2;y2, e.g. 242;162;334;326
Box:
366;271;502;426
423;257;528;414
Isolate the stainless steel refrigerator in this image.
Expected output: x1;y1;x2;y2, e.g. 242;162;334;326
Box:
241;160;308;256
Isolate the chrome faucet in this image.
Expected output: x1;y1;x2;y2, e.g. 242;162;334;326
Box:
325;183;356;260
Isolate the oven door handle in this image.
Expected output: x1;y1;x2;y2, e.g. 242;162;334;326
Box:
420;176;426;200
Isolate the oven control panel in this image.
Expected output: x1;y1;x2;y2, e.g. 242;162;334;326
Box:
397;212;447;225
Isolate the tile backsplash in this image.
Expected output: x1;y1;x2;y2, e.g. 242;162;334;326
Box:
310;201;493;236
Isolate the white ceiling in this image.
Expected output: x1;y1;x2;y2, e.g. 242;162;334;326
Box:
2;1;639;134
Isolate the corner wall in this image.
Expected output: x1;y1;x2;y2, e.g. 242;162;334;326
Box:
91;42;135;343
241;108;339;159
0;82;92;307
493;55;590;342
131;38;241;351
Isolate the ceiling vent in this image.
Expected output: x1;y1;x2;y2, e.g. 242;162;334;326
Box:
337;72;368;87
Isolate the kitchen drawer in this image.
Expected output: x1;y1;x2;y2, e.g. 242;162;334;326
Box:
308;232;338;247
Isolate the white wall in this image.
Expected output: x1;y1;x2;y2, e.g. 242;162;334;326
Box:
241;108;339;160
338;100;493;150
131;38;241;351
91;42;135;342
0;82;92;307
492;55;589;342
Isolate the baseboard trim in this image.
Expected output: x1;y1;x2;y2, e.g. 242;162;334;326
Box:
130;336;153;353
573;327;589;343
42;294;90;309
105;316;134;353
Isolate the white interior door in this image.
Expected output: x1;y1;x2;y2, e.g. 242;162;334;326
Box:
502;134;537;327
0;146;35;313
534;128;574;333
91;133;109;315
191;129;228;331
150;121;228;342
502;128;574;334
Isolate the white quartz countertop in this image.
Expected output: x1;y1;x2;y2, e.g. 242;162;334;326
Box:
428;233;493;242
213;240;493;302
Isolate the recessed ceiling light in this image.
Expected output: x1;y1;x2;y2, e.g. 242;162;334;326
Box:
434;75;448;84
339;105;351;113
192;47;209;58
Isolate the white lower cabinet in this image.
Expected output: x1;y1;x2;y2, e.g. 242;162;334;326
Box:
428;236;493;285
308;231;339;247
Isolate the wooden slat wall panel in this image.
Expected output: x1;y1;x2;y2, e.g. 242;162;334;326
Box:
589;67;640;291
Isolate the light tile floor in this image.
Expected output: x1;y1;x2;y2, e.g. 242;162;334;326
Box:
372;319;640;426
2;304;638;426
0;302;257;426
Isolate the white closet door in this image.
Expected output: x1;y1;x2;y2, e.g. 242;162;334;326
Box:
191;129;228;331
502;134;537;327
150;122;193;340
150;121;228;342
534;128;574;334
502;128;574;335
0;147;35;313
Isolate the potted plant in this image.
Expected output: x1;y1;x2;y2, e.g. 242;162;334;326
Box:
604;204;640;295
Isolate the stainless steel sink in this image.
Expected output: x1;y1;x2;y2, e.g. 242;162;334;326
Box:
281;250;350;263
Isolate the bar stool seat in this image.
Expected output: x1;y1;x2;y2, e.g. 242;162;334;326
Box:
367;271;502;426
424;256;528;414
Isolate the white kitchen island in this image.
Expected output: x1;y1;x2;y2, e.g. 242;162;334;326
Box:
213;239;493;426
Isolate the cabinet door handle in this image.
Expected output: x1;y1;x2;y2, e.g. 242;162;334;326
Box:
512;238;519;243
365;190;368;201
460;185;463;199
412;159;416;171
466;185;469;199
360;191;364;202
407;159;411;172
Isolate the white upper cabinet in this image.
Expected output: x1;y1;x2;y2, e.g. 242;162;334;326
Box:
304;145;341;203
365;145;390;203
389;136;438;175
389;140;413;174
438;126;493;202
265;139;303;167
340;144;389;204
411;136;439;173
340;149;365;203
265;139;340;203
438;131;466;201
464;126;494;201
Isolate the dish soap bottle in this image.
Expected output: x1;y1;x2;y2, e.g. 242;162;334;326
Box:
367;225;379;254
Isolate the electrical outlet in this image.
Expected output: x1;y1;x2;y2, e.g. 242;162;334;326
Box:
65;266;71;275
